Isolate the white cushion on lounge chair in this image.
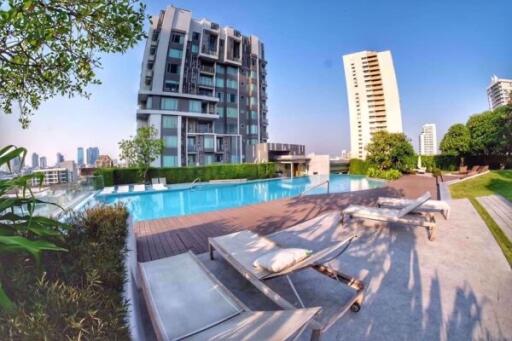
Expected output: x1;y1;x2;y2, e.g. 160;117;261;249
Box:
343;205;401;219
253;248;312;273
99;186;114;195
133;184;145;192
377;197;450;218
152;183;166;191
117;185;129;193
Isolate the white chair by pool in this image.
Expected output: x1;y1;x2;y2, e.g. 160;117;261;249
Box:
133;184;145;192
152;183;167;191
100;186;114;195
117;185;129;193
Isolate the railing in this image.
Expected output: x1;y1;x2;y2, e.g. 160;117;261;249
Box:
300;180;330;197
189;177;201;189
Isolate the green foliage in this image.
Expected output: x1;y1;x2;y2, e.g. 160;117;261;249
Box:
450;170;512;201
366;131;416;172
0;0;146;128
467;108;506;155
0;146;67;311
348;158;370;175
0;204;130;339
366;167;402;180
440;123;471;157
96;163;277;185
118;126;164;182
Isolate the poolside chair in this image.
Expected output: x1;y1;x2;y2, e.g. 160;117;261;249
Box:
139;251;320;341
117;185;129;193
99;186;114;195
152;183;167;191
377;196;450;219
151;178;160;185
208;211;365;339
133;184;145;192
341;192;437;240
158;177;167;185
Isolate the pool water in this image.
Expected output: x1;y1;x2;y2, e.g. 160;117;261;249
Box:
97;174;385;222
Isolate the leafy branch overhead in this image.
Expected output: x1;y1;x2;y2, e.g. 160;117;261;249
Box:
0;0;147;128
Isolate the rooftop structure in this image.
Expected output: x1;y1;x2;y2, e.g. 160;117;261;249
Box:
31;167;72;186
487;75;512;110
136;6;268;167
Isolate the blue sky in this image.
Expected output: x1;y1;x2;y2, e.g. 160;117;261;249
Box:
1;0;511;165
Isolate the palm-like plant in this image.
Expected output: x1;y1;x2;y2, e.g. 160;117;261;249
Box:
0;145;67;311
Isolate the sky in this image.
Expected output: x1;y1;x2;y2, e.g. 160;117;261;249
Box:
1;0;511;165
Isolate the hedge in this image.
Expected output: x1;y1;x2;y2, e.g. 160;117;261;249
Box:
95;163;277;186
348;159;370;175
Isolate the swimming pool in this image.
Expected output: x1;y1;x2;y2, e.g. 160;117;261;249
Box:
97;174;385;221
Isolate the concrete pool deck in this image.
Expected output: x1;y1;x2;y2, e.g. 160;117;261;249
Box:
134;175;512;339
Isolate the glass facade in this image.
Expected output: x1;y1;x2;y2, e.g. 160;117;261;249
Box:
161;98;178;111
189;100;202;112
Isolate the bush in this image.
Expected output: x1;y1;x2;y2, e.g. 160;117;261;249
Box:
366;131;416;172
0;204;130;339
96;163;277;185
366;167;402;180
349;158;370;175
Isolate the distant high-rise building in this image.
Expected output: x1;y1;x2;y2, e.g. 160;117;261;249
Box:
39;156;47;169
343;50;403;160
95;155;114;168
86;147;100;166
419;123;437;156
77;147;84;166
487;75;512;110
56;152;64;164
136;5;268;167
31;152;39;168
9;156;22;172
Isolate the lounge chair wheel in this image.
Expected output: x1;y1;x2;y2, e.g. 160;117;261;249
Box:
350;302;361;312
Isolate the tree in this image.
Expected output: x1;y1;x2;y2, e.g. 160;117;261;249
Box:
440;124;470;159
118;126;164;182
467;109;505;155
366;131;415;171
0;0;146;128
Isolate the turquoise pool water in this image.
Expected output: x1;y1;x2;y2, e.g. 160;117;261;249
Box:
97;174;385;222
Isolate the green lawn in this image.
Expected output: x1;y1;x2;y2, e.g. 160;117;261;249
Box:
449;170;512;267
450;170;512;201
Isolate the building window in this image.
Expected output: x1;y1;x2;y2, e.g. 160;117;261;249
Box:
215;64;225;74
150;46;156;55
191;44;199;54
226;79;238;89
189;100;202;113
146;96;153;109
163;155;177;167
167;63;180;74
250;110;258;119
204;136;214;149
162;115;178;128
168;48;183;59
164;80;179;92
226;107;237;118
227;123;237;133
171;33;183;44
205;154;214;165
199;76;213;87
164;136;178;148
227;66;238;76
249;97;257;106
192;32;200;41
215;77;225;87
161;98;178;111
216;91;224;101
216;106;225;117
228;93;237;103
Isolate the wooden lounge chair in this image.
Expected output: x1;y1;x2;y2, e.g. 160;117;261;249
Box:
342;192;437;240
208;212;365;339
139;251;320;341
458;166;468;175
133;184;145;192
377;196;450;219
465;165;481;177
99;186;114;195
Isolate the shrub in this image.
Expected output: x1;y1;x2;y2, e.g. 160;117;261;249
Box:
366;131;416;172
366;167;402;180
0;204;130;339
96;163;277;185
349;158;370;175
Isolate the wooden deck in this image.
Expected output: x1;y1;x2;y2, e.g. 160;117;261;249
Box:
477;195;512;241
135;175;440;262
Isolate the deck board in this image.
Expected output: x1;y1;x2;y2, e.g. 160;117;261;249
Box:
477;195;512;241
135;175;441;262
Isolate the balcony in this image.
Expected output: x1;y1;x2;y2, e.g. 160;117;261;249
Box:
187;144;197;153
200;64;215;74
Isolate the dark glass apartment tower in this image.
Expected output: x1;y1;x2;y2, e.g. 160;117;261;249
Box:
136;6;268;167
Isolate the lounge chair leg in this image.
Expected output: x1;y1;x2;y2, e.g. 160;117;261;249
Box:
310;329;321;341
209;243;215;260
286;275;306;308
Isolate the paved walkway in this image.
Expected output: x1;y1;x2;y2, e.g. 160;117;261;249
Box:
477;195;512;241
201;199;512;340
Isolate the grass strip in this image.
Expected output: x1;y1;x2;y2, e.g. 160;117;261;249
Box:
469;197;512;268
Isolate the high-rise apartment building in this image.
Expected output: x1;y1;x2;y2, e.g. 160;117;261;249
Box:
487;75;512;110
86;147;99;166
343;50;403;159
39;156;47;169
56;152;64;164
419;123;437;156
77;147;84;167
136;6;268;167
31;152;39;168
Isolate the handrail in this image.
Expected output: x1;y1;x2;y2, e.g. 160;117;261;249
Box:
300;180;330;197
189;177;201;189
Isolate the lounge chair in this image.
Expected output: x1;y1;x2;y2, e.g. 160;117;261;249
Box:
151;178;160;185
458;166;468;175
208;211;365;339
478;165;489;173
341;192;437;240
158;177;167;185
152;183;167;191
139;251;320;341
133;184;145;192
117;185;129;193
465;165;481;177
377;196;450;219
99;186;114;195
